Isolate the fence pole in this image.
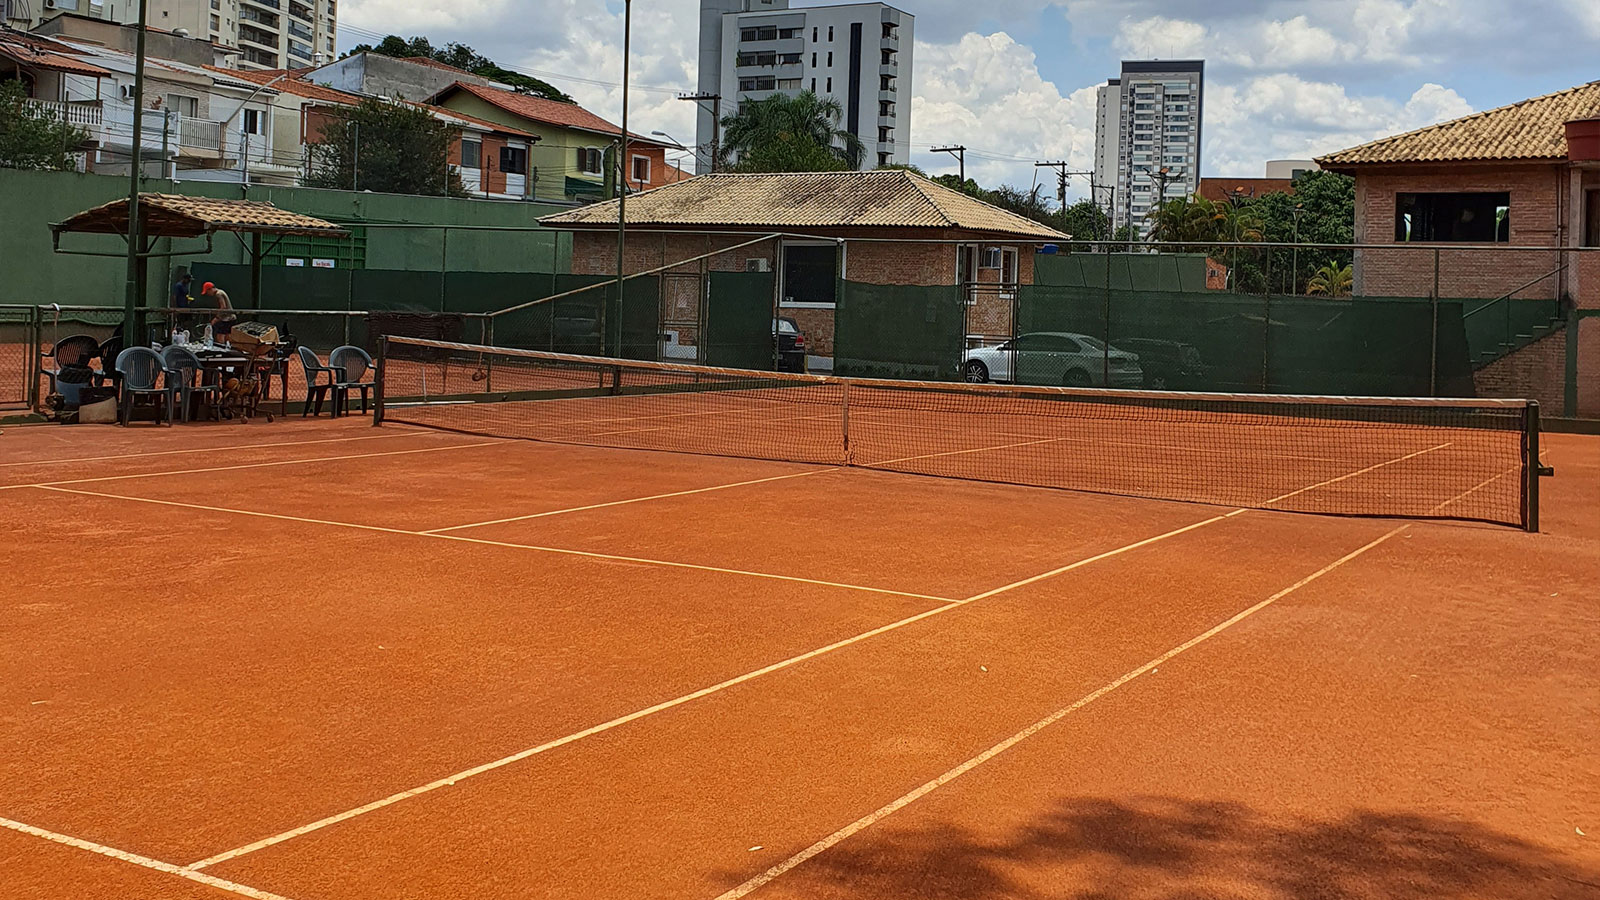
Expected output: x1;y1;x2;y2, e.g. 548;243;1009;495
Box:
1431;248;1441;397
26;305;41;410
1523;401;1540;533
1262;247;1273;392
1103;245;1112;386
439;227;449;313
373;335;386;426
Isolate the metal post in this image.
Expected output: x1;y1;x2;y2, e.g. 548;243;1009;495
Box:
1523;401;1540;532
612;0;632;360
373;335;387;426
122;0;150;347
160;109;171;180
840;379;851;465
351;121;359;192
242;131;250;187
1102;242;1112;386
250;233;263;308
439;227;449;312
1262;247;1273;391
710;94;720;173
1432;247;1441;396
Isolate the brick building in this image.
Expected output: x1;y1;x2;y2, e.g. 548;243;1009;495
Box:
1318;80;1600;415
538;169;1068;359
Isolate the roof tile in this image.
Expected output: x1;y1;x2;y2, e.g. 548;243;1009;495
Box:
540;170;1069;240
1319;80;1600;166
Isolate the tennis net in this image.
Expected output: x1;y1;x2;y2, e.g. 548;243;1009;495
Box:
376;336;1542;530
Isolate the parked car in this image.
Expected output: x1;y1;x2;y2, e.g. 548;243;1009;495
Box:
775;316;807;372
1111;338;1205;390
962;331;1143;387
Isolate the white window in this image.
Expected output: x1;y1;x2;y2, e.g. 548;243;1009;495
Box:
630;154;650;184
241;108;263;135
460;138;482;170
165;94;197;117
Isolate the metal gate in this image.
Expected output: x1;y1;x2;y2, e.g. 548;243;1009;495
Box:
0;305;35;409
659;271;705;363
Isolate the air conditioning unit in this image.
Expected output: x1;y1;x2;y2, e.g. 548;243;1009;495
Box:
745;258;771;273
43;0;59;9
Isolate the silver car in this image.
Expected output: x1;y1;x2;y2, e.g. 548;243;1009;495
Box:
963;332;1144;387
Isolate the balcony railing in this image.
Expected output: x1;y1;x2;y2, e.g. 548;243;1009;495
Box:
25;98;104;127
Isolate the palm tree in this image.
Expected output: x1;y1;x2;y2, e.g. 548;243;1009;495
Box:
719;91;865;171
1305;262;1353;297
1144;195;1225;246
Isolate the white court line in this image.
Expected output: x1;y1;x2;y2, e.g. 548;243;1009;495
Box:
1259;441;1452;507
182;507;1237;872
180;439;1450;870
712;523;1411;900
0;816;298;900
0;429;432;469
31;485;952;605
0;440;504;492
424;467;841;533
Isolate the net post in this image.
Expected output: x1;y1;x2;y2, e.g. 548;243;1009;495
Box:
840;378;851;465
610;364;622;395
1522;400;1540;532
373;334;387;426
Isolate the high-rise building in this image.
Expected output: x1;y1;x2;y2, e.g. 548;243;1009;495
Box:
695;0;912;174
1092;78;1120;217
3;0;338;71
1093;60;1204;237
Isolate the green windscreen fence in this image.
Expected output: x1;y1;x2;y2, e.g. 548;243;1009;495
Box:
704;271;774;369
1011;287;1481;396
834;280;965;380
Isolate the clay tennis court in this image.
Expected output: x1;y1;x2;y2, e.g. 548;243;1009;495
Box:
2;359;1598;898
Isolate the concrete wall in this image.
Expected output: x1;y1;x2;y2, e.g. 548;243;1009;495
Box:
311;54;491;103
0;167;571;309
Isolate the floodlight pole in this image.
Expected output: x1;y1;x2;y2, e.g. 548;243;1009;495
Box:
122;0;150;346
611;0;633;359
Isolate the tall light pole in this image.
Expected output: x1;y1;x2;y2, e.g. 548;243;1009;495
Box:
122;0;150;346
676;92;720;172
651;130;705;176
1291;202;1305;295
612;0;632;358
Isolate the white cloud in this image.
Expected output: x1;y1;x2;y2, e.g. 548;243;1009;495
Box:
909;33;1098;191
1203;75;1473;174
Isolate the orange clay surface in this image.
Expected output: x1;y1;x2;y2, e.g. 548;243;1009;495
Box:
1;416;1596;900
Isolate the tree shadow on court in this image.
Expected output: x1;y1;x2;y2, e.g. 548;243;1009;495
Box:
724;796;1599;899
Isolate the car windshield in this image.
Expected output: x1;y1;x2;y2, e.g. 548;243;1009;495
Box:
1076;335;1108;351
775;319;798;335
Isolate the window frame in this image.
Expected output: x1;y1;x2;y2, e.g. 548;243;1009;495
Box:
630;153;650;185
1394;191;1511;243
460;138;482;170
779;239;844;309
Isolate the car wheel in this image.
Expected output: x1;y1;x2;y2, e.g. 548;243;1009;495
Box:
963;361;990;383
1063;368;1092;387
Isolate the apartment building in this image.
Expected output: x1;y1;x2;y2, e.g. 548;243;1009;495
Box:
1093;60;1204;237
2;0;337;70
695;0;911;173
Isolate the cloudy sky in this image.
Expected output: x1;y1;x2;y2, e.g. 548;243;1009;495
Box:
338;0;1600;201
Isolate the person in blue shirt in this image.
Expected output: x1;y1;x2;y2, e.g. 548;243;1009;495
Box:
171;273;193;309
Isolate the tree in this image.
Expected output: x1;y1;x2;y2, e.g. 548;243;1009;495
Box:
1144;194;1231;247
1249;170;1355;294
1111;224;1139;244
1306;261;1353;297
1060;199;1110;243
304;99;466;197
348;35;573;103
719;91;864;171
0;80;91;171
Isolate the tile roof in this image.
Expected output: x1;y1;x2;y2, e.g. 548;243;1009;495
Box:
438;81;663;144
53;193;347;239
1318;80;1600;167
0;31;113;76
208;68;533;137
540;170;1070;239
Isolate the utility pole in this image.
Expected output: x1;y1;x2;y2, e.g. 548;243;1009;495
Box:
932;145;965;184
1035;161;1098;236
677;92;720;172
121;0;149;347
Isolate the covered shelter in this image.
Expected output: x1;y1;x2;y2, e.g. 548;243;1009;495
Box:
50;193;348;341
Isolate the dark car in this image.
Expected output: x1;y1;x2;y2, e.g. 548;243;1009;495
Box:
1112;338;1205;390
775;316;807;372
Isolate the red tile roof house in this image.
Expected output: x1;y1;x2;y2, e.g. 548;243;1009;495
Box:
1318;80;1600;416
428;81;678;203
539;169;1068;365
221;68;538;200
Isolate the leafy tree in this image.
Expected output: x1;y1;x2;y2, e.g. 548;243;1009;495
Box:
720;91;864;171
931;173;987;198
1111;224;1139;244
1144;194;1231;247
1306;261;1354;297
985;184;1058;225
1060;198;1110;243
305;98;466;197
0;80;90;171
1249;170;1355;294
876;162;926;175
348;35;573;103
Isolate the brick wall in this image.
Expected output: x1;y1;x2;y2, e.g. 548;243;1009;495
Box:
1473;326;1567;410
1352;165;1567;300
569;230;1046;357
